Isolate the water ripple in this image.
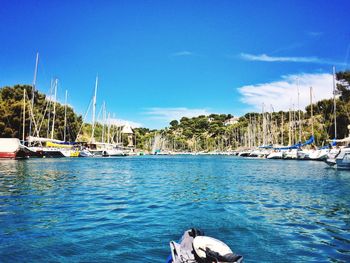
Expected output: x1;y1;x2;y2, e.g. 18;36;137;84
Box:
0;156;350;262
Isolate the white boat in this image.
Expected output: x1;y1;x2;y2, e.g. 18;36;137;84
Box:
249;149;270;158
0;138;35;159
27;136;78;158
79;149;94;157
238;150;251;157
297;149;311;160
328;147;341;159
326;147;350;169
308;148;329;161
266;150;284;159
283;149;298;159
102;148;126;157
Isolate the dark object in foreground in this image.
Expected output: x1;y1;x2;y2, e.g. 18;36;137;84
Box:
166;228;243;263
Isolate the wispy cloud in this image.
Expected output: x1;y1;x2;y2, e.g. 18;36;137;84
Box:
144;107;211;121
170;51;193;57
109;118;142;128
240;53;344;66
238;73;334;112
307;31;323;37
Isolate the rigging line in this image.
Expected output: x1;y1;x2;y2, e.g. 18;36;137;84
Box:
37;86;54;136
25;92;40;139
97;102;104;124
36;80;54;126
75;98;93;141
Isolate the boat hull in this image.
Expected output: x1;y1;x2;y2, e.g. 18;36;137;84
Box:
0;138;34;159
0;151;17;159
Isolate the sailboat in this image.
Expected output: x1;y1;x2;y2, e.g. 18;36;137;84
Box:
26;75;80;157
309;67;342;162
81;77;127;157
324;66;350;168
0;138;35;159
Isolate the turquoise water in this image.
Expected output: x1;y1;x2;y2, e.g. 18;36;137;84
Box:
0;156;350;262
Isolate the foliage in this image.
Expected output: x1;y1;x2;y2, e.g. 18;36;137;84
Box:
0;85;82;141
2;70;350;151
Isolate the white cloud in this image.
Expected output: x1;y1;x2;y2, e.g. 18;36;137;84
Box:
108;118;142;128
240;53;344;66
307;31;323;37
238;73;334;112
170;51;193;57
144;107;211;121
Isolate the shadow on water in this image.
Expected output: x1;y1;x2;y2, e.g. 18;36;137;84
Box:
0;156;350;262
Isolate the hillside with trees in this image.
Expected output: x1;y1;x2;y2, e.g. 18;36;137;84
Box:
1;71;349;152
135;71;350;152
0;85;82;141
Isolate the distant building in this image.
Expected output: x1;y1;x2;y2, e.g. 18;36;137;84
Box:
224;117;239;126
121;124;134;147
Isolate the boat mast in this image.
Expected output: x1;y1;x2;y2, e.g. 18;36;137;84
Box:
258;117;260;147
64;90;68;142
288;107;291;146
297;78;302;142
29;52;39;145
107;112;111;144
22;88;26;142
91;76;98;143
310;86;314;137
293;104;296;144
51;79;58;140
270;105;274;145
333;66;337;139
101;101;106;143
47;79;53;138
281;112;284;145
262;103;266;146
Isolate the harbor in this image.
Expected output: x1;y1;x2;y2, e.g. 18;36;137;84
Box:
1;1;350;262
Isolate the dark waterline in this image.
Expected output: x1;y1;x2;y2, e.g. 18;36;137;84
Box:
0;156;350;262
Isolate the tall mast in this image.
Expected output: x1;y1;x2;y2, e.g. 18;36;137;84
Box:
257;115;261;146
107;112;111;144
262;103;266;146
293;104;296;144
91;75;98;143
281;112;284;145
29;52;39;143
101;101;106;143
22;88;26;142
47;79;53;138
297;78;301;142
310;86;314;137
333;66;337;139
51;79;58;140
288;107;291;146
64;90;68;142
270;105;274;145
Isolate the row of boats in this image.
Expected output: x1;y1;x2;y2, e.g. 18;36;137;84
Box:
233;136;350;169
1;136;350;169
0;138;136;159
152;135;350;169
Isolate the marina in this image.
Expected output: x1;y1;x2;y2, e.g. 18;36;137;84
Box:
1;1;350;262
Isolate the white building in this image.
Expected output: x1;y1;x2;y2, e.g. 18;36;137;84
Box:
224;117;239;126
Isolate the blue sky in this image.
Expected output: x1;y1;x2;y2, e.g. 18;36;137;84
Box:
1;0;349;128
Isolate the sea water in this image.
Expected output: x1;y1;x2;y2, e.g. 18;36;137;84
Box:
0;156;349;262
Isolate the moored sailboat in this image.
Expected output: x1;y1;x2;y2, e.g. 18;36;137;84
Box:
0;138;36;159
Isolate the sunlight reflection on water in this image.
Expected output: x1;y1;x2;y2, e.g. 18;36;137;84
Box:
0;156;349;262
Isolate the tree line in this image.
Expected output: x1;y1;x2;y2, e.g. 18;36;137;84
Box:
1;70;349;151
